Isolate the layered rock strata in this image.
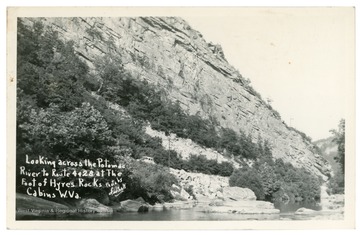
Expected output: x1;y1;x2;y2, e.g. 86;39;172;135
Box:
22;17;330;179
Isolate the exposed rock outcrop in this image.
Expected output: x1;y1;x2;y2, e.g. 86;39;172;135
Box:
170;168;229;200
222;186;256;201
146;126;241;168
196;187;279;215
168;170;279;214
170;184;193;201
22;17;331;180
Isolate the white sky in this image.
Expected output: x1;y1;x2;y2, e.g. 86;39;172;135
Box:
183;8;354;141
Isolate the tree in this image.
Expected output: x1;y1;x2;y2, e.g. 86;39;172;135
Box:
326;119;345;195
120;161;178;203
229;167;265;200
18;103;116;160
327;171;344;194
17;19;88;112
330;119;345;173
257;162;280;200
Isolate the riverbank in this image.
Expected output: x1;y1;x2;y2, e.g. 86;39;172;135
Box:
16;188;344;221
16;186;280;220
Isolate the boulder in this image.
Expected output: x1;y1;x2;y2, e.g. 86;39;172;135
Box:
170;184;181;199
295;207;317;215
119;198;149;212
215;190;224;199
222;186;256;201
76;198;113;213
180;188;192;200
171;185;192;201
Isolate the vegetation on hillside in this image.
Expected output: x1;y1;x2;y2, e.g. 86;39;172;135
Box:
327;119;345;194
16;19;177;204
230;154;321;202
330;119;345;174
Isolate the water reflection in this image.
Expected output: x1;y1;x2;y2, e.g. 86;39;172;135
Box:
86;208;280;221
274;201;321;213
18;201;340;221
18;207;279;221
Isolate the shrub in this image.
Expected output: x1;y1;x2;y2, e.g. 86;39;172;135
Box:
119;162;178;204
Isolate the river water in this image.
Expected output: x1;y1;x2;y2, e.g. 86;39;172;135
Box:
274;201;321;213
19;201;342;221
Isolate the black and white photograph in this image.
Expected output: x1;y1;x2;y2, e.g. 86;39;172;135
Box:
6;6;355;229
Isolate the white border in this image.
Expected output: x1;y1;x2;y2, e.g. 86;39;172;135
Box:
2;0;359;234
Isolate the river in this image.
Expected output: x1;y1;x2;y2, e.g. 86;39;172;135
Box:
18;201;342;221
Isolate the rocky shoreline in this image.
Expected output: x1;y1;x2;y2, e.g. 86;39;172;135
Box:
16;186;281;219
16;186;344;220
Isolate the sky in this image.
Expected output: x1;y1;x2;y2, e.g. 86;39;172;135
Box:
182;8;354;141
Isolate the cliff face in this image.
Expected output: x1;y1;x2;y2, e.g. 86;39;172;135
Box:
24;17;330;179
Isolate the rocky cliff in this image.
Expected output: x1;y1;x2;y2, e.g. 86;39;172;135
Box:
22;17;330;179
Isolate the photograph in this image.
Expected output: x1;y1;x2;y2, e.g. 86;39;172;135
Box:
6;7;355;229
